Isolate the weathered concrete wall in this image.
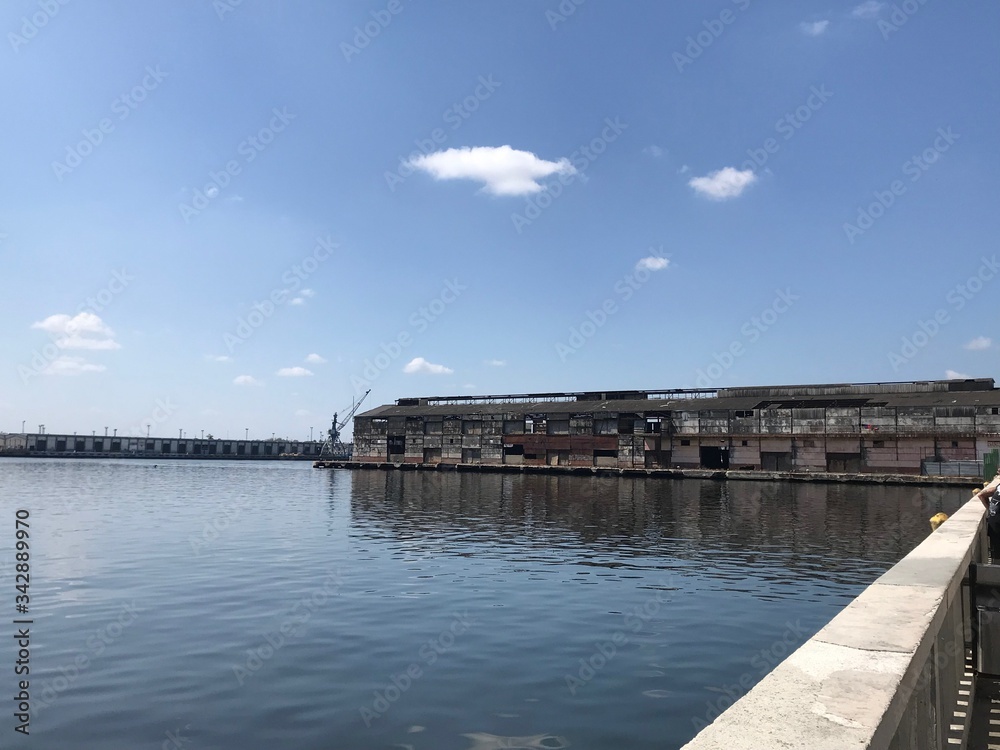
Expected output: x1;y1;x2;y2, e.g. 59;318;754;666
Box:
353;402;1000;474
681;497;985;750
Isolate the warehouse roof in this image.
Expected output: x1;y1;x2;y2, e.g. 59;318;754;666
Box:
356;379;1000;419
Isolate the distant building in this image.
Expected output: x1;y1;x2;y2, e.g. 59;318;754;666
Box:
18;434;326;459
353;379;1000;475
0;434;27;452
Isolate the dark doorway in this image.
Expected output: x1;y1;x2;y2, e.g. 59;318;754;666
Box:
700;446;729;469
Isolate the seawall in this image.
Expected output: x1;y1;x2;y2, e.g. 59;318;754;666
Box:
312;460;982;488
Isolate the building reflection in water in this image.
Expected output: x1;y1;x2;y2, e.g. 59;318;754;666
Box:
334;470;967;588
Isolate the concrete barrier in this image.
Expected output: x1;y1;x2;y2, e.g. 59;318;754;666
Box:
682;497;986;750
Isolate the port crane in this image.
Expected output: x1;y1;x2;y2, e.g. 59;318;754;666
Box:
321;389;371;458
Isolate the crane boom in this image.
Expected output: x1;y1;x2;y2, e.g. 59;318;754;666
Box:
321;389;371;458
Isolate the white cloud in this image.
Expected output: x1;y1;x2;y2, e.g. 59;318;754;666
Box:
234;375;262;386
945;370;971;380
403;357;453;375
42;356;106;376
689;167;757;200
852;1;884;19
31;312;121;350
207;355;231;362
643;145;665;158
305;353;327;364
636;256;670;272
301;289;315;298
485;359;506;367
965;336;992;351
290;297;305;305
678;164;690;175
277;367;313;377
205;185;220;198
800;20;829;36
405;145;576;196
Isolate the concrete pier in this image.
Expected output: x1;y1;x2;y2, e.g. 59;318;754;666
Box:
311;459;982;488
681;497;986;749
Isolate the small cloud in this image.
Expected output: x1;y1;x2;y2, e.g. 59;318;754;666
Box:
677;164;690;175
290;297;305;305
800;20;829;36
945;370;971;380
31;312;120;350
403;357;453;375
965;336;992;351
851;1;884;19
636;256;670;272
689;167;757;200
406;145;576;196
234;375;262;386
207;355;231;362
42;356;105;376
301;289;315;298
205;185;220;198
643;145;665;158
226;195;244;203
277;366;313;377
305;353;327;364
485;359;506;367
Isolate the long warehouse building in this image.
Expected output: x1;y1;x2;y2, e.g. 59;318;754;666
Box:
353;378;1000;474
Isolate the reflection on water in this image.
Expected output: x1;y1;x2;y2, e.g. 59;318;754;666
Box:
0;459;969;750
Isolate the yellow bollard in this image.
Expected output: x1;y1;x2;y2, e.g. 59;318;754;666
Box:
929;512;949;531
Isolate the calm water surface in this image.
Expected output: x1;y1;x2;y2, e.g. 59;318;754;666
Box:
0;459;969;749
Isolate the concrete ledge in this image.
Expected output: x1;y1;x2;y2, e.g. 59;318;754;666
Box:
312;461;983;487
681;498;985;750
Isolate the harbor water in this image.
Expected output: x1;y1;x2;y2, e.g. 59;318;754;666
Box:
0;458;970;749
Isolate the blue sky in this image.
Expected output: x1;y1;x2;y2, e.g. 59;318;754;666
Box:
2;0;998;440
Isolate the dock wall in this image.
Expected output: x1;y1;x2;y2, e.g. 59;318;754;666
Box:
681;497;986;749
